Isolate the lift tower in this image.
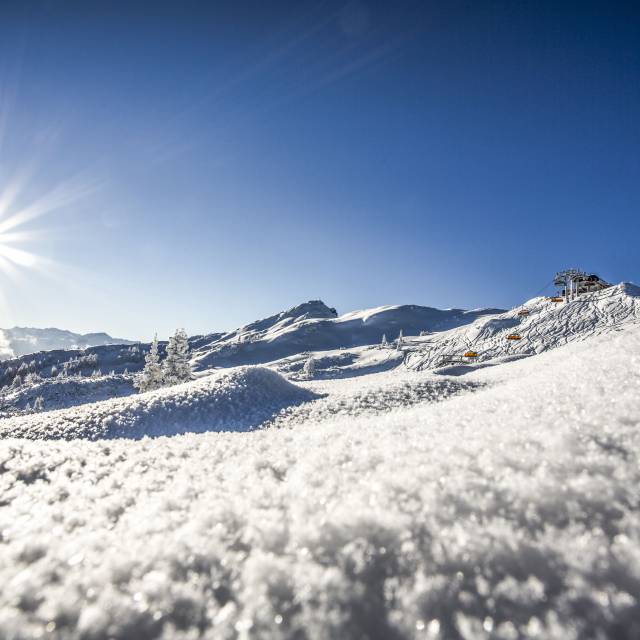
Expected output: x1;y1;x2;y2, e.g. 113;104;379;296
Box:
554;269;611;301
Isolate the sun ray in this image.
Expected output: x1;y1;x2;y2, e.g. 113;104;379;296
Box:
0;173;102;235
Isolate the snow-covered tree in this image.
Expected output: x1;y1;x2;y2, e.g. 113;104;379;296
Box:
163;329;191;385
12;375;22;388
135;334;165;393
303;355;316;379
50;365;58;377
381;334;388;348
33;396;45;412
396;329;404;351
24;372;41;385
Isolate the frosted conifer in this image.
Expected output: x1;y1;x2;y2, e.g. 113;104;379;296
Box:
163;329;191;385
135;334;164;393
303;355;316;379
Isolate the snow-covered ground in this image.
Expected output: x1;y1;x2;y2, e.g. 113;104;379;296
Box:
0;368;318;440
0;375;136;419
0;294;639;638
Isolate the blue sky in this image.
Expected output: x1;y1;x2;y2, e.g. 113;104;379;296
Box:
0;1;638;340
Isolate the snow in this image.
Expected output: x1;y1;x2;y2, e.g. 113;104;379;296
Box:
0;310;639;638
0;367;318;440
0;327;134;360
405;282;640;371
191;300;503;371
0;374;136;418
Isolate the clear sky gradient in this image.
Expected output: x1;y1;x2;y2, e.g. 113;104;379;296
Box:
0;1;638;340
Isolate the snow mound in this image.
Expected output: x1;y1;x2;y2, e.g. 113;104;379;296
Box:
0;367;318;440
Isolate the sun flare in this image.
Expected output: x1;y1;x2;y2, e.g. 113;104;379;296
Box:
0;172;99;277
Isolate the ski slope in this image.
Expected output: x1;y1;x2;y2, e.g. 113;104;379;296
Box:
0;320;638;638
405;282;640;371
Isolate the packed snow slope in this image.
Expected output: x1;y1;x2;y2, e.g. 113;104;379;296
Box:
0;324;639;638
0;327;134;360
405;282;640;370
0;367;318;440
191;299;503;371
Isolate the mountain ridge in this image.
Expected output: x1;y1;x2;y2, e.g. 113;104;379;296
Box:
0;326;135;360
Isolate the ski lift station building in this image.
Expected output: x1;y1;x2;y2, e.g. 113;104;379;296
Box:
554;269;610;299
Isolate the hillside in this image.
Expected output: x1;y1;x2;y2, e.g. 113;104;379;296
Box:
403;282;640;371
190;299;504;370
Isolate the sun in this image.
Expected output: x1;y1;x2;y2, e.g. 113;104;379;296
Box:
0;232;38;272
0;172;99;276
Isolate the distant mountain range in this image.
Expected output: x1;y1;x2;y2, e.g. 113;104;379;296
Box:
0;327;135;360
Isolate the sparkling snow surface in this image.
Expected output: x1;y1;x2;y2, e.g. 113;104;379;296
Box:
0;323;639;638
0;368;318;440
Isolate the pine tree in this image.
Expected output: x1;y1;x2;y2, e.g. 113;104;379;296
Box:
163;328;191;385
381;334;388;348
303;355;316;379
135;334;165;393
396;329;404;351
33;396;45;412
25;372;41;385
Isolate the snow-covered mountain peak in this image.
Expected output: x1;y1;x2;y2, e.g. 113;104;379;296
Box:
279;299;338;322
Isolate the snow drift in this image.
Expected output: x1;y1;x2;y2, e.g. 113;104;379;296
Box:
0;367;318;440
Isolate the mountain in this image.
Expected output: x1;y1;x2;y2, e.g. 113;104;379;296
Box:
190;299;504;370
0;327;135;359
